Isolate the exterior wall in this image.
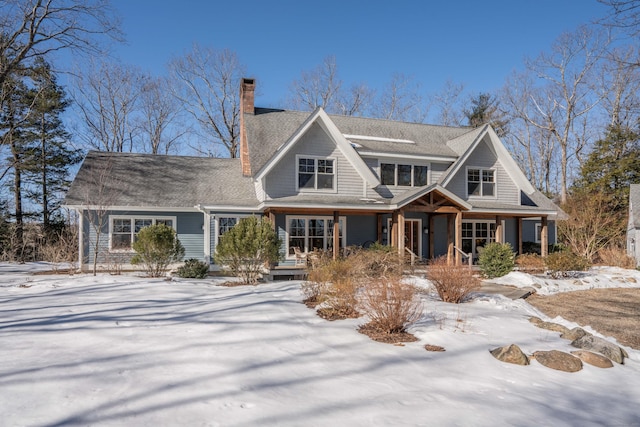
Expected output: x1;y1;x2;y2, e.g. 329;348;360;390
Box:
431;161;453;183
83;210;205;267
264;122;364;199
627;228;640;266
445;137;520;204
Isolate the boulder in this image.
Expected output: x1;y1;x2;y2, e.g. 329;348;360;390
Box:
570;350;614;369
528;317;570;335
490;344;530;365
532;350;583;372
560;327;591;341
571;335;628;364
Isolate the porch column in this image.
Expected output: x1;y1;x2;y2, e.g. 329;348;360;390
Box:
203;211;211;263
267;211;276;229
398;209;406;259
333;211;340;260
78;209;84;272
517;218;523;255
495;216;504;244
377;214;383;243
541;216;549;257
455;210;463;265
447;214;454;265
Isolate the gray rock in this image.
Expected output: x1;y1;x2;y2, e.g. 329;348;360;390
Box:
528;317;570;335
490;344;530;365
571;335;627;364
533;350;583;372
570;350;614;369
560;327;591;341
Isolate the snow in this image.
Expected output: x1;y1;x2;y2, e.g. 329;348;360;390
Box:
1;264;639;426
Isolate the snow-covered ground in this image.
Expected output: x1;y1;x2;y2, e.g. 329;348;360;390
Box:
1;264;639;427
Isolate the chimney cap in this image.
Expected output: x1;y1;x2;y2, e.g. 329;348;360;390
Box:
242;77;255;86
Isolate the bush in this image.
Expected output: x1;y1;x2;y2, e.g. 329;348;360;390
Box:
176;258;210;279
595;246;636;269
426;256;480;303
478;242;515;278
358;279;422;335
545;251;590;278
215;216;281;285
515;253;545;274
131;224;185;277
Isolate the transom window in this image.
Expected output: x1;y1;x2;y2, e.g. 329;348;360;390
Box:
381;163;428;187
467;168;495;197
287;216;345;254
297;156;335;191
110;216;176;251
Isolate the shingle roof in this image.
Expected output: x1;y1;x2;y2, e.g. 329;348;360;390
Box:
64;151;258;209
245;108;470;174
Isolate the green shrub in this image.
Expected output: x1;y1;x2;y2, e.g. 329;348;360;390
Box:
478;242;515;278
131;224;185;277
176;258;210;279
214;216;281;285
545;251;590;278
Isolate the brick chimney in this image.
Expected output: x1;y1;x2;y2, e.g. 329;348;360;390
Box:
239;78;255;176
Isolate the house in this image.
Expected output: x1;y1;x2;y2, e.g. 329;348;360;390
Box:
627;184;640;266
65;78;562;272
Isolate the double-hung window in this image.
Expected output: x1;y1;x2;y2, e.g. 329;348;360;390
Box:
110;216;176;251
297;156;335;191
286;216;345;254
467;168;495;197
380;163;428;186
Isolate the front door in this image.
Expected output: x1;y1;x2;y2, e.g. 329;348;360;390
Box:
404;219;421;257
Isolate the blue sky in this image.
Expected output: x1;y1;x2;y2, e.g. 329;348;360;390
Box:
110;0;610;109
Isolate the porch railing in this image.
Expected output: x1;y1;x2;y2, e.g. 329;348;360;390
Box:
454;246;473;267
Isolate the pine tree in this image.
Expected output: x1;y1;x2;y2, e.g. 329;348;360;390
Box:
21;58;82;237
464;93;509;137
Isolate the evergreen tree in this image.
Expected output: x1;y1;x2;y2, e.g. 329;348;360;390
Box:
575;124;640;212
22;58;82;237
464;93;509;137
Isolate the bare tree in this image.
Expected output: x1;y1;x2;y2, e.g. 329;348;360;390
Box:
138;75;187;154
522;26;610;203
169;44;245;158
372;73;428;123
72;60;144;152
598;0;640;38
430;79;466;126
598;45;640;127
0;0;121;87
288;55;342;112
335;82;375;117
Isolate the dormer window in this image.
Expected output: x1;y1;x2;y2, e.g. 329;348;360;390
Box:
381;163;428;187
467;168;495;197
297;156;335;191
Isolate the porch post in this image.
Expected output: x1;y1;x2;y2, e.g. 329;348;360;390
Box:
455;210;463;265
517;218;523;255
495;216;504;244
541;216;549;257
78;209;84;272
398;209;406;259
333;211;340;260
377;214;383;243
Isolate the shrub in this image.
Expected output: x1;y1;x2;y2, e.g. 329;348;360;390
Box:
426;256;480;303
131;224;185;277
176;258;210;279
214;216;281;285
595;246;636;269
545;251;590;278
515;253;545;274
358;278;422;335
478;242;515;278
310;257;360;319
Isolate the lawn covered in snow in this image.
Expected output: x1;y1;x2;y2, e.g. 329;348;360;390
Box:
1;264;639;426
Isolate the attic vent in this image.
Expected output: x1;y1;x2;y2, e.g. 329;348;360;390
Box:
350;142;362;148
343;134;415;144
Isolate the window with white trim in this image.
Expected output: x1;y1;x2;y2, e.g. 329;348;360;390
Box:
535;224;542;243
109;216;176;251
286;216;345;254
467;168;495;197
461;221;496;256
297;156;335;191
380;163;428;186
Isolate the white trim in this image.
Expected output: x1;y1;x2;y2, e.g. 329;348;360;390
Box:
108;215;177;252
214;214;252;246
386;217;423;257
379;160;429;187
535;223;542;244
343;134;415;144
67;205;200;213
295;154;338;193
78;210;84;270
360;151;458;162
